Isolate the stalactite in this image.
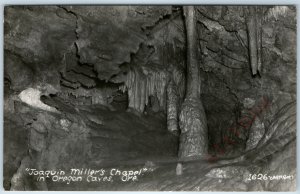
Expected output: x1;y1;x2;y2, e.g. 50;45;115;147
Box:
178;6;208;159
58;86;111;105
166;66;186;135
246;6;263;75
256;6;263;73
119;68;168;113
264;6;289;21
246;6;258;75
172;66;186;100
167;80;179;135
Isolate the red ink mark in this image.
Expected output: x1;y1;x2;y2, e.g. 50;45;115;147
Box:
223;136;236;145
213;143;225;155
206;155;218;163
209;96;270;158
237;116;255;129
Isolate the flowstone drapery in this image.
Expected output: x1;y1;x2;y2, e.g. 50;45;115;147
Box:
119;68;168;112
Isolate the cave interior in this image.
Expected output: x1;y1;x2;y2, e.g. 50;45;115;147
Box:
3;5;297;191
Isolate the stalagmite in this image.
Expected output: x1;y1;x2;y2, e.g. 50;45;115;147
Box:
178;6;208;159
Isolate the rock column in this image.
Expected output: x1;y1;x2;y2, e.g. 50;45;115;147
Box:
178;6;208;159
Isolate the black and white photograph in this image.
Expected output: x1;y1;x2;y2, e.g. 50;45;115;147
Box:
2;5;297;191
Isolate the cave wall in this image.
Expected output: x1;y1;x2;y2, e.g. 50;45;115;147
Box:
3;5;296;191
5;5;186;110
196;6;296;155
4;5;296;155
4;6;184;190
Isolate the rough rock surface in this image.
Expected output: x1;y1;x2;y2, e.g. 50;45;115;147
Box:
4;5;296;191
178;6;208;159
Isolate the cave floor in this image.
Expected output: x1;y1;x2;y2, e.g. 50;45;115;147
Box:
38;97;259;191
4;96;296;191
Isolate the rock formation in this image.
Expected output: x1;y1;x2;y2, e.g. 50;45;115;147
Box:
3;5;296;191
178;6;208;159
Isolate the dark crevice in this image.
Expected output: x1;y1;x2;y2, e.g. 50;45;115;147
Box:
4;5;296;191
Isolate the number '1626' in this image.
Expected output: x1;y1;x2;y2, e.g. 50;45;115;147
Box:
247;174;268;181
